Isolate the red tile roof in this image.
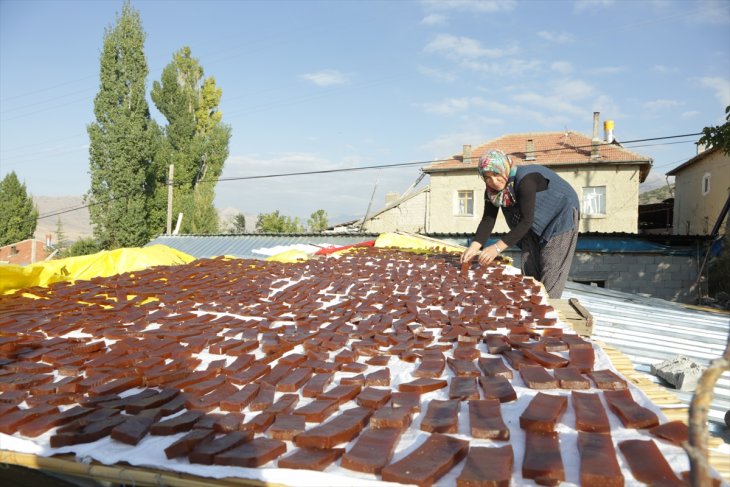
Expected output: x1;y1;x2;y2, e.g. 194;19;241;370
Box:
424;132;653;180
0;239;51;265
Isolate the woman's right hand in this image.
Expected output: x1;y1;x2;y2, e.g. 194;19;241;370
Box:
460;241;482;264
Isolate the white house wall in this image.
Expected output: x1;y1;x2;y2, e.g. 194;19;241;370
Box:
362;190;429;233
672;151;730;236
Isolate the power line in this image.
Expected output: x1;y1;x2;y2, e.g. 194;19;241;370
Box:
29;131;704;222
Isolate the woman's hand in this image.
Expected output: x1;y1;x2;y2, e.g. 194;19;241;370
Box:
460;241;482;264
477;244;501;267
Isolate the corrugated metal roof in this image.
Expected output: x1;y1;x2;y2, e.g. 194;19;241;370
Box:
563;281;730;435
147;234;379;259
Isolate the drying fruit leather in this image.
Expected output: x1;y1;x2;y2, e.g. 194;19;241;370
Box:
150;410;204;435
294;406;372;449
292;398;340;423
355;387;391;409
340;427;402;474
370;406;412;430
571;391;610;433
188;430;253;465
268;394;300;415
17;405;94;438
413;359;445;378
519;365;558;389
553;367;590;389
398;378;447;394
477;357;513;379
214;436;286;467
302;373;334;398
578;431;624;487
381;433;469;487
268;414;305;441
478;376;517;403
317;384;361;406
648;420;689;446
447;358;480;377
618;439;685;487
568;345;595;372
220;383;259;412
522;431;564;486
523;349;569;369
502;350;539;370
50;414;126;448
250;383;276;411
588;369;627;390
485;334;510;354
164;428;215;459
0;404;59;435
456;445;513;487
111;413;157;445
241;412;276;433
276;367;313;393
519;392;567;432
390;391;421;413
469;399;509;440
277;447;345;471
212;412;245;433
448;377;480;401
604;389;659;429
420;399;460;434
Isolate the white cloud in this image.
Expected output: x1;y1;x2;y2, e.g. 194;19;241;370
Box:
588;66;627;75
574;0;615;13
653;65;679;74
643;99;682;111
421;13;447;25
421;0;517;13
418;65;457;82
462;58;542;76
537;31;575;44
697;76;730;106
300;69;349;87
550;61;573;74
689;0;730;25
681;110;701;118
424;34;514;59
417;96;489;116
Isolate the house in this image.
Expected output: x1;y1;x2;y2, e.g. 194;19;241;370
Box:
0;237;52;265
361;114;652;235
667;145;730;236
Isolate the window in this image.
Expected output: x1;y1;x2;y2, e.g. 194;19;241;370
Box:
456;190;474;216
582;186;606;216
702;173;711;196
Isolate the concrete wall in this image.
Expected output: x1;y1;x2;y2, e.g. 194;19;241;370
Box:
427;164;643;235
672;150;730;236
501;249;699;303
363;189;429;233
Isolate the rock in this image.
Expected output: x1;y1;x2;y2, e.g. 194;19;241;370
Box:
650;356;706;391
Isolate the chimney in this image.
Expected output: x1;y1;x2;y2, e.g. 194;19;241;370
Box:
385;192;400;206
604;120;615;143
591;112;601;160
696;142;707;155
525;139;536;161
463;144;472;164
45;233;52;247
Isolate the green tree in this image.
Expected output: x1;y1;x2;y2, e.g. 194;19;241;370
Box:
231;214;247;233
54;217;70;252
0;172;38;246
60;237;101;258
308;209;329;232
256;211;305;233
87;1;160;249
699;105;730;155
151;46;231;235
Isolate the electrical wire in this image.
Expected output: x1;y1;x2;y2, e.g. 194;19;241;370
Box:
25;131;704;223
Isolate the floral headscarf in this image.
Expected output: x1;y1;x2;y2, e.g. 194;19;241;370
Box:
478;149;518;207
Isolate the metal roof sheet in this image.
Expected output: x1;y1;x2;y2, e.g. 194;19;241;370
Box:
147;234;379;259
563;281;730;435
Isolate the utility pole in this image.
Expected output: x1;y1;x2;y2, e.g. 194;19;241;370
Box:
166;165;174;234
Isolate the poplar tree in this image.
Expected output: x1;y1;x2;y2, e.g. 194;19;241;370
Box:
151;47;231;234
0;172;38;246
87;2;160;248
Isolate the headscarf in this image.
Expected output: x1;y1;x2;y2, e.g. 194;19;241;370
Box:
478;149;518;207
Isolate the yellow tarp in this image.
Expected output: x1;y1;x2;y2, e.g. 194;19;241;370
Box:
265;249;309;263
0;245;195;295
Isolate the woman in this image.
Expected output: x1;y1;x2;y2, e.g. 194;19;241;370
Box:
460;149;580;298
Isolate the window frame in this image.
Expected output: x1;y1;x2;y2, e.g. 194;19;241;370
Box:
581;185;607;217
455;190;475;216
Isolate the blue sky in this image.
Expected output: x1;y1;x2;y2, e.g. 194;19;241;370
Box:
1;0;729;225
